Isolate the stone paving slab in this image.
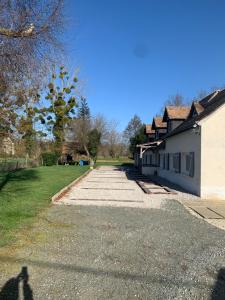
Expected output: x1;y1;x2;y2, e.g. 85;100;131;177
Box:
79;181;136;187
179;199;225;223
67;189;144;200
58;166;165;209
208;207;225;218
189;206;223;219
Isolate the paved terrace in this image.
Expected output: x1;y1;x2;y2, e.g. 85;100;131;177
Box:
58;166;165;209
59;166;225;230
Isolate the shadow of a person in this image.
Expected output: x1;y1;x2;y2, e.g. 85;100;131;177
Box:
20;267;33;300
0;274;20;300
211;268;225;300
0;266;33;300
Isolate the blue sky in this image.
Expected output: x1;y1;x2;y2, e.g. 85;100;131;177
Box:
64;0;225;131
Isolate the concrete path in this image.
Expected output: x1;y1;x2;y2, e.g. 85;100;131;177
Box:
58;166;164;209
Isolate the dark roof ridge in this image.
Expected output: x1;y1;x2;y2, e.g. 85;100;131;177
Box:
199;89;221;107
163;88;225;139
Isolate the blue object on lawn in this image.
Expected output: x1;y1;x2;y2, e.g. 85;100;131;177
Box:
79;160;89;166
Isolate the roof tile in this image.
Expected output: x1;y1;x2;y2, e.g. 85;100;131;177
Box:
153;117;167;129
146;124;155;134
164;106;190;120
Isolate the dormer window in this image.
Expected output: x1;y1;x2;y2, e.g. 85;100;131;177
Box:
162;106;191;133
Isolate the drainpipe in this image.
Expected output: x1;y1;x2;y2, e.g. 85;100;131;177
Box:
193;122;201;135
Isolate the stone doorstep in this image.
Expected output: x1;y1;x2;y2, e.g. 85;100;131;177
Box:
136;180;177;195
136;181;151;194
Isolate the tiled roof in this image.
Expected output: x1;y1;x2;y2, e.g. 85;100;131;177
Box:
163;106;190;121
165;89;225;138
152;117;167;129
146;124;155;134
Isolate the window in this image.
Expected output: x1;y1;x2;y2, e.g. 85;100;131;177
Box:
147;153;151;165
143;153;147;165
163;154;166;169
173;153;181;173
166;153;170;170
154;153;160;167
186;154;191;172
160;154;163;168
143;152;154;166
168;121;172;133
186;152;195;177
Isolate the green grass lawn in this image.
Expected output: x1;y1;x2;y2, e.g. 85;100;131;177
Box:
0;165;89;246
96;156;132;162
95;157;134;167
95;161;134;167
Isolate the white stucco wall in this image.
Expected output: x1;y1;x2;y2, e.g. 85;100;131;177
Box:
157;130;201;195
200;103;225;199
140;102;225;198
142;149;158;175
142;165;157;175
141;130;201;196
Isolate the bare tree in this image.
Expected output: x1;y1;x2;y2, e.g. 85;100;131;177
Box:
192;90;208;102
0;0;65;92
123;114;142;143
92;114;109;144
159;93;187;114
66;98;91;158
165;93;185;106
106;120;122;158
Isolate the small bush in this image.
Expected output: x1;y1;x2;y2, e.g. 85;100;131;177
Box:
42;152;59;166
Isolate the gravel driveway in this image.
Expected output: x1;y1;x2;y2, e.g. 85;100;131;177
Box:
0;168;225;299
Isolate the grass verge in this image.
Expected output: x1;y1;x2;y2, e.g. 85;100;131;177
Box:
95;158;134;167
0;165;89;247
95;162;134;167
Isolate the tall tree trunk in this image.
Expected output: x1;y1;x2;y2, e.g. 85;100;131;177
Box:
84;144;90;159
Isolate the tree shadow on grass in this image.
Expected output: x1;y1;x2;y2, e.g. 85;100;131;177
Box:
0;169;39;192
0;266;33;300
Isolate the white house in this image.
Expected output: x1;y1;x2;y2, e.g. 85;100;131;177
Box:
136;89;225;199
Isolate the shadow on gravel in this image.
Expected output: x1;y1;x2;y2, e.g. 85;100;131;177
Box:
0;255;211;290
211;268;225;300
0;266;33;300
